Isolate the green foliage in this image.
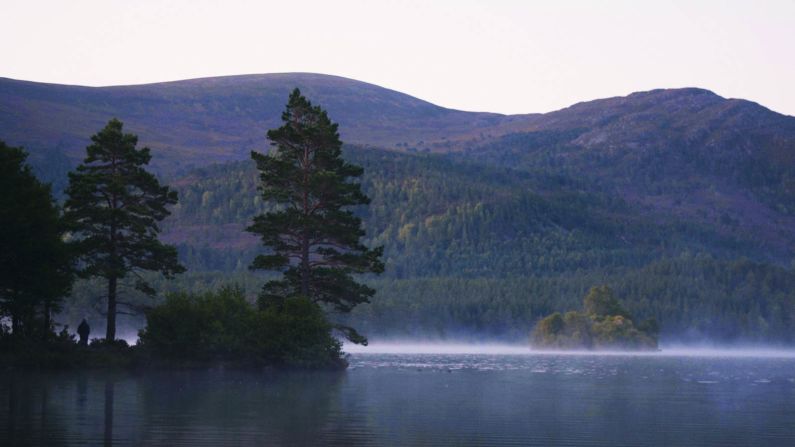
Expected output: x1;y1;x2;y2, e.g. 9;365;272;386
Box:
0;140;74;340
561;311;594;348
531;313;565;346
64;119;185;340
584;285;630;318
138;286;345;369
531;286;658;350
590;315;656;350
139;287;247;362
247;90;383;343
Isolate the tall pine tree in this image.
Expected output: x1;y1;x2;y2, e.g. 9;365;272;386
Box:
0;141;74;339
65;119;184;341
248;89;383;344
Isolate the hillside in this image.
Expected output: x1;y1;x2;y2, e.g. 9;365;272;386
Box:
151;147;794;342
460;89;795;260
164;146;763;275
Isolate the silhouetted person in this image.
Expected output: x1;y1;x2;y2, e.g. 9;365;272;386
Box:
77;319;90;346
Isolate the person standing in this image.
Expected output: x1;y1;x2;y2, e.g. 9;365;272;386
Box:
77;319;90;346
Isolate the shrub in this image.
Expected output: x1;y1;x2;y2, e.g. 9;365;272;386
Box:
139;286;345;369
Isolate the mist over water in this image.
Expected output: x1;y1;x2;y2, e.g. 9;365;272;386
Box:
105;325;795;360
344;341;795;358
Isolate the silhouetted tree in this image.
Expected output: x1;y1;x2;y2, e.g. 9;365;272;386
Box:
0;141;74;339
64;119;184;341
248;89;383;344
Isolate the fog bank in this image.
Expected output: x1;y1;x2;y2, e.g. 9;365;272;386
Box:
344;342;795;358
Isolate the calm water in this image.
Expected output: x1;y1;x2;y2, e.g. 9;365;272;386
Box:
2;351;795;446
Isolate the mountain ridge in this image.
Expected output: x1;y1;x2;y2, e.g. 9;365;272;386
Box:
0;73;529;173
5;73;793;174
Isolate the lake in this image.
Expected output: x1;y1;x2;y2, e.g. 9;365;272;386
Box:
2;347;795;446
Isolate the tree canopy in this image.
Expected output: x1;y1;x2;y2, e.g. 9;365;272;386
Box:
248;89;383;343
531;285;658;350
0;141;73;339
584;285;631;318
64;119;184;341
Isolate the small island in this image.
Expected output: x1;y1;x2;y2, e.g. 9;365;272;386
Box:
531;285;659;350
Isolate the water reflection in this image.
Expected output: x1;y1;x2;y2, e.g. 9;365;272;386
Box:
1;355;794;446
133;370;350;445
1;369;352;446
104;380;113;447
3;373;68;446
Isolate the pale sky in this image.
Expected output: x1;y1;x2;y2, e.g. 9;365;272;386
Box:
1;0;793;115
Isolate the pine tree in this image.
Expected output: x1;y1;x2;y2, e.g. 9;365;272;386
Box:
64;119;185;341
248;89;383;344
0;141;74;339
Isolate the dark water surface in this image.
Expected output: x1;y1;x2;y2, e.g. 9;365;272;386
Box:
2;352;795;446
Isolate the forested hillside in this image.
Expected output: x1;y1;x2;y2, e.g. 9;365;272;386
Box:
166;146;772;274
149;146;795;342
458;89;795;260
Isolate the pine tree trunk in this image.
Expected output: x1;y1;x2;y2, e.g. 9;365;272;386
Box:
107;185;118;341
106;276;117;341
42;302;51;341
301;145;310;298
300;233;310;297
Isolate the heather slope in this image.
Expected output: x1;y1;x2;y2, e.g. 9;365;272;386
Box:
0;73;532;173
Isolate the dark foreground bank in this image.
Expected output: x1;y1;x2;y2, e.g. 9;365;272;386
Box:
1;287;348;371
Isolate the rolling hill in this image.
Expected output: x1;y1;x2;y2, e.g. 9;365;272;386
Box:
0;73;535;174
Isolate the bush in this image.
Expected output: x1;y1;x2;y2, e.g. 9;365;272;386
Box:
139;286;345;369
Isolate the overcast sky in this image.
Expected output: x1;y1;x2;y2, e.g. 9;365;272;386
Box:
1;0;793;115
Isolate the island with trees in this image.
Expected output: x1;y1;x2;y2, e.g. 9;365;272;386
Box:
531;285;659;350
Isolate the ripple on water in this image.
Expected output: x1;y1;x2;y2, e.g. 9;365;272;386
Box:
349;352;795;388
